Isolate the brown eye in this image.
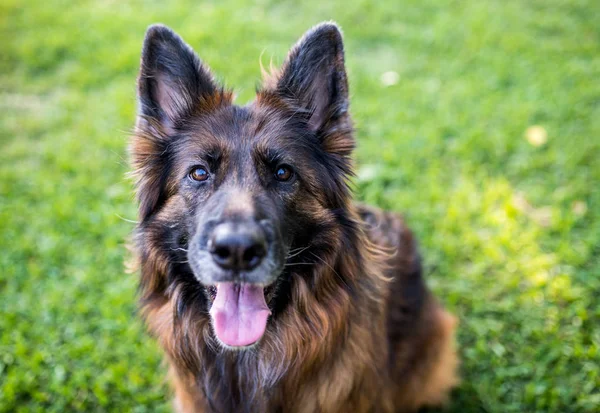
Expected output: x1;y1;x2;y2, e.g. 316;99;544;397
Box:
189;166;209;182
275;165;293;182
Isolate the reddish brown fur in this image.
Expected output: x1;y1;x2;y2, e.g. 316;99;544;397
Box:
130;23;458;413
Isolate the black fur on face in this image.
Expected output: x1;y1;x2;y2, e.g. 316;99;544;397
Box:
132;22;355;320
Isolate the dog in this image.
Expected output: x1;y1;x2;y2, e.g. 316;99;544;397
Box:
130;22;459;413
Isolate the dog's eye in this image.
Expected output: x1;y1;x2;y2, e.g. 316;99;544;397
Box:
274;165;293;182
189;166;209;182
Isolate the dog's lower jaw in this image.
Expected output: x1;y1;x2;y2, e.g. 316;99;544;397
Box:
211;335;264;351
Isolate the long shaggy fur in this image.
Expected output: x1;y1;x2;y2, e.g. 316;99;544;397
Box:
130;22;459;413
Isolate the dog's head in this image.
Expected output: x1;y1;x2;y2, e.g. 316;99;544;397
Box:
132;23;354;349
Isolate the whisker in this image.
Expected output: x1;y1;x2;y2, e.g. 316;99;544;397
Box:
115;213;139;224
170;247;189;253
284;262;314;267
309;251;352;291
287;246;306;253
286;246;311;259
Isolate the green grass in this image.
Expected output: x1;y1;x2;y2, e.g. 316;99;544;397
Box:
1;0;599;411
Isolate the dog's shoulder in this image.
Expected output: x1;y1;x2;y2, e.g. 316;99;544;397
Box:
356;202;428;330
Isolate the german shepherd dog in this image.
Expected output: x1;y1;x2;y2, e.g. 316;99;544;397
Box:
130;22;459;412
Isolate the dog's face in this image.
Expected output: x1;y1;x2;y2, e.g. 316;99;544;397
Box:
132;23;354;348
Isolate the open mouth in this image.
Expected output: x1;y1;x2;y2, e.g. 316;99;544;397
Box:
208;282;272;348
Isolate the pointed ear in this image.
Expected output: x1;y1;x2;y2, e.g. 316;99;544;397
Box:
137;24;223;132
133;25;229;222
267;23;350;136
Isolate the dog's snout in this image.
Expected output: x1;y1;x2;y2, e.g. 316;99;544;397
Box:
209;222;267;271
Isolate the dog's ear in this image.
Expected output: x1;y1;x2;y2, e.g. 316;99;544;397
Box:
137;24;221;132
263;22;353;155
131;26;210;221
133;25;232;221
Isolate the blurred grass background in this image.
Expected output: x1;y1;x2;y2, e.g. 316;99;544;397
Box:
1;0;599;411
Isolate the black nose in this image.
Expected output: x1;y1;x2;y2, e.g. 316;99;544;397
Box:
209;222;267;271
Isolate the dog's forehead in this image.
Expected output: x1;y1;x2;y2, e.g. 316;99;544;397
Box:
183;103;312;153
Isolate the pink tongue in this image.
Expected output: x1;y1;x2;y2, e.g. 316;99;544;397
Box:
209;283;270;347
